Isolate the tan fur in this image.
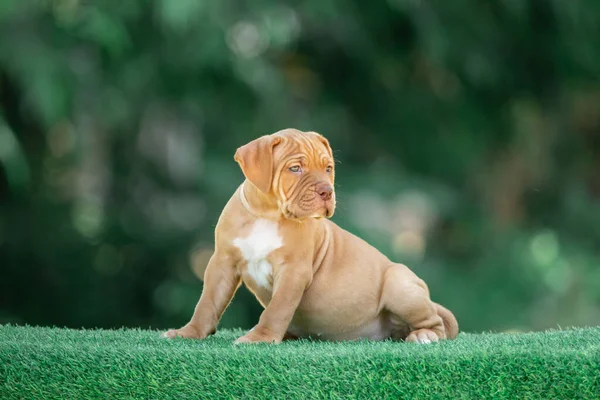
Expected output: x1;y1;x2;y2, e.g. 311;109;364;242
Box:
163;128;458;344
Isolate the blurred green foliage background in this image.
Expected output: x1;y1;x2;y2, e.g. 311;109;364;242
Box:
1;0;600;334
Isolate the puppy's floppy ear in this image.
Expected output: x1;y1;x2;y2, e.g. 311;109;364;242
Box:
234;135;282;193
317;134;333;158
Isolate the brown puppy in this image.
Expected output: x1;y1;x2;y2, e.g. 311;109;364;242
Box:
163;128;458;344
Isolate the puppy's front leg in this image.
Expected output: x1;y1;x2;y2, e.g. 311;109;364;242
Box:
163;251;240;339
235;267;310;344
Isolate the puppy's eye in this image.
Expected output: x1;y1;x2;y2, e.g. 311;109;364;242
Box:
325;166;333;173
289;166;301;173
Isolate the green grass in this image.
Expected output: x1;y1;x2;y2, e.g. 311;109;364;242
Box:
1;325;599;399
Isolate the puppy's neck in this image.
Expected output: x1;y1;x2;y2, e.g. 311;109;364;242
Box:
240;181;282;220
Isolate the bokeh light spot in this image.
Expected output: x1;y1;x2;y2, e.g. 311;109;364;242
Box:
530;230;559;267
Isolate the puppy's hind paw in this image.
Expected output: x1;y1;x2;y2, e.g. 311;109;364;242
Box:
405;329;441;344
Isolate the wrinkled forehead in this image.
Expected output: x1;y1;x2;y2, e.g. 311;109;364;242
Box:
273;132;332;164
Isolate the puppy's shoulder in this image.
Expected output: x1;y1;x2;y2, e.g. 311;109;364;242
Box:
214;186;249;238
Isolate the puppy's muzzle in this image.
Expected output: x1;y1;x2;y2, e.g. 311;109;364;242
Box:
317;183;333;201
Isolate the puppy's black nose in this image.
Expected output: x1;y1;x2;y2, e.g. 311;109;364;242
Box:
317;184;333;201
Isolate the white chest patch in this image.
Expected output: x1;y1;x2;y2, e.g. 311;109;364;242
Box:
233;219;283;290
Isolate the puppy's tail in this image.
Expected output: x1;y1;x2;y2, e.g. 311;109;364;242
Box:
434;302;459;339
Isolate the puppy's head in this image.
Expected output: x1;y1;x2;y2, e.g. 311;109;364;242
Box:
234;128;336;220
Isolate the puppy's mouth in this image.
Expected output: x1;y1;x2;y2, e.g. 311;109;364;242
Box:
322;200;335;218
282;200;335;220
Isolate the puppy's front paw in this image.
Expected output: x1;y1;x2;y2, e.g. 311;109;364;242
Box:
234;327;281;345
405;329;442;344
161;324;207;340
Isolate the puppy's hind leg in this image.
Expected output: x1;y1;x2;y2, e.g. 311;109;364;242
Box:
381;264;445;344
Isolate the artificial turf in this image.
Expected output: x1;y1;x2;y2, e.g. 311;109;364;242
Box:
0;324;599;399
